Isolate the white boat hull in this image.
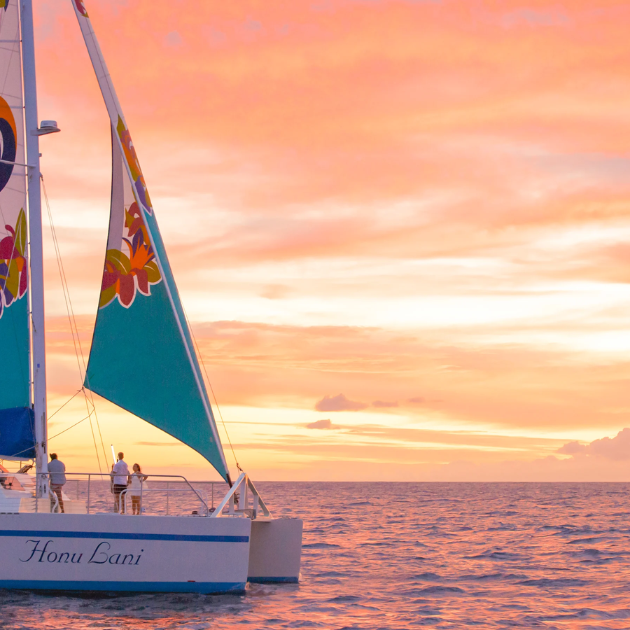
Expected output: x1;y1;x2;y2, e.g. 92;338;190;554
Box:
0;513;251;593
248;518;303;583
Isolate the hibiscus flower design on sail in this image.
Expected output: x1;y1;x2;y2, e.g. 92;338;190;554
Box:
117;116;153;215
73;0;88;17
100;202;161;309
0;209;27;320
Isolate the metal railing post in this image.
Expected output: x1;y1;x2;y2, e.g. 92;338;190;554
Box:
87;474;90;514
166;481;169;515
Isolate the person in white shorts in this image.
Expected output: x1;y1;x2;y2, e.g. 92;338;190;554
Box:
128;463;148;515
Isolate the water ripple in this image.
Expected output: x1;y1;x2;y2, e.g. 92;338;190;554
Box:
2;482;630;628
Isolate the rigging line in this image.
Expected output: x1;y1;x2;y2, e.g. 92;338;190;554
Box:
82;380;107;467
41;176;104;474
180;304;240;471
41;178;103;473
40;178;84;379
9;443;37;458
48;388;82;422
40;176;108;468
48;414;91;442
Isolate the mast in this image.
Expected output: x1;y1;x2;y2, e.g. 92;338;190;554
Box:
21;0;48;497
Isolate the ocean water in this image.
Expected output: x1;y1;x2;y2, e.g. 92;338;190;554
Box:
2;482;630;629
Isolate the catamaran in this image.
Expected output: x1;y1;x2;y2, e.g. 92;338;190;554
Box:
0;0;302;592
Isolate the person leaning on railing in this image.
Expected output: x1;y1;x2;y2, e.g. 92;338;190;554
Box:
48;453;66;513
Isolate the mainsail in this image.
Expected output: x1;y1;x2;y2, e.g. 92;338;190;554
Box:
0;0;35;459
72;0;230;481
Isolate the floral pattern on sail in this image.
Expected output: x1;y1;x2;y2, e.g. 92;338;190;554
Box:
0;0;7;31
0;95;17;193
73;0;88;17
0;209;27;319
100;202;162;309
116;116;153;216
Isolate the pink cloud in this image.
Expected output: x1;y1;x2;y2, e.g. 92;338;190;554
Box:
306;419;338;429
372;400;398;408
315;394;368;412
558;429;630;461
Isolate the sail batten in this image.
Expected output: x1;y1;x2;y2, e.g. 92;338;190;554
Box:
73;2;229;480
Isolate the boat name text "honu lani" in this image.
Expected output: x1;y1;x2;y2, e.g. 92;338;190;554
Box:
19;540;144;565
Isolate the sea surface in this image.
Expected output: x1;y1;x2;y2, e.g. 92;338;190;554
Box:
2;482;630;629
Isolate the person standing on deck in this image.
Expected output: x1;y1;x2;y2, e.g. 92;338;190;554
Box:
129;463;148;515
112;452;129;513
48;453;66;513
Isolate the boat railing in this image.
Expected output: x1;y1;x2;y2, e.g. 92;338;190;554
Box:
5;472;227;517
211;472;272;520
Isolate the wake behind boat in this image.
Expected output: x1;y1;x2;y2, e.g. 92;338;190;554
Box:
0;0;302;593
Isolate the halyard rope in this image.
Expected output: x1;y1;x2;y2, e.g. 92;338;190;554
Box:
41;175;108;471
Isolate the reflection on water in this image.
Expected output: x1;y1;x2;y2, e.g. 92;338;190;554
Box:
2;482;630;628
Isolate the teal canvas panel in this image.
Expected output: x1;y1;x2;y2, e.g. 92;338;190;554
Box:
85;281;228;477
143;212;215;419
0;296;29;409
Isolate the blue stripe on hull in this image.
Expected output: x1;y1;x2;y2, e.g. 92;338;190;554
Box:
248;576;299;584
0;530;248;543
0;580;246;594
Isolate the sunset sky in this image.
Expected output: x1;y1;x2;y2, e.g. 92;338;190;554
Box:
29;0;630;481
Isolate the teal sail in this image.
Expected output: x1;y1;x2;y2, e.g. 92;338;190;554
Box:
73;0;230;481
0;0;35;460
